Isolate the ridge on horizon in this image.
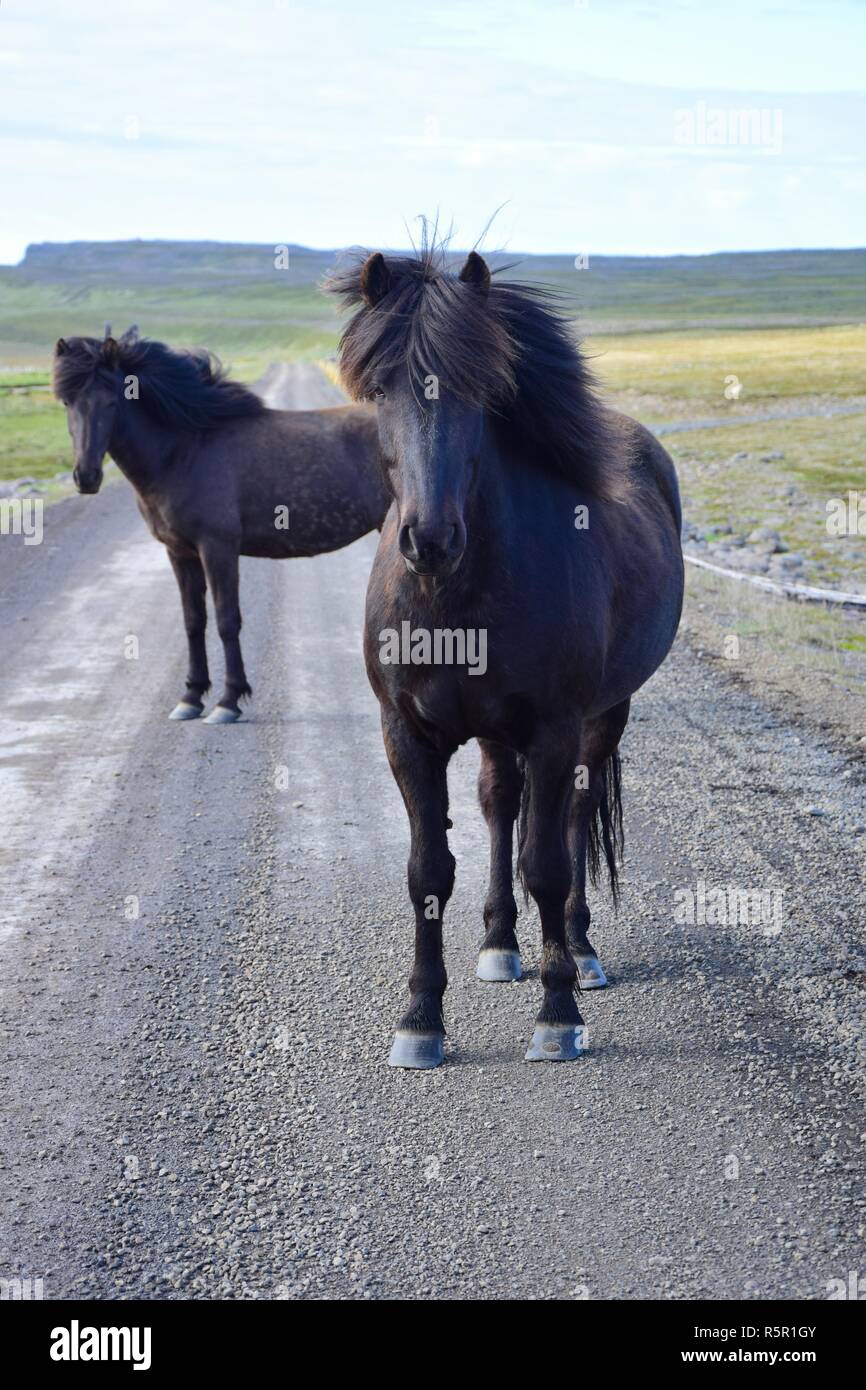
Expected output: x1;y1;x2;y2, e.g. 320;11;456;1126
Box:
12;238;866;274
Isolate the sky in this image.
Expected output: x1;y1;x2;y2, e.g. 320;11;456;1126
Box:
0;0;864;263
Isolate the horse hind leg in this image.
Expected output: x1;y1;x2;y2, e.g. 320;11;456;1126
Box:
476;740;523;982
518;749;585;1062
167;552;210;721
200;542;251;724
566;700;630;990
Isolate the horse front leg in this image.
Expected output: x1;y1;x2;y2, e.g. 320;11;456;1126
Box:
167;551;210;721
199;542;251;724
381;707;455;1069
519;747;585;1062
476;739;523;982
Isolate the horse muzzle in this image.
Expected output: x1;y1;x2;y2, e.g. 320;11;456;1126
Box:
399;520;465;578
73;466;103;495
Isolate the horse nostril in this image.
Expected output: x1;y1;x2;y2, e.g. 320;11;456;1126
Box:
398;523;417;559
410;527;429;558
399;519;464;573
404;524;457;561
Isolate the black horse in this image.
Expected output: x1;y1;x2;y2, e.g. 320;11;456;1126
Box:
327;244;683;1067
53;332;386;722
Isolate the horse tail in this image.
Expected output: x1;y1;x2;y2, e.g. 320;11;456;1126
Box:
516;750;623;906
587;751;624;906
516;755;530;903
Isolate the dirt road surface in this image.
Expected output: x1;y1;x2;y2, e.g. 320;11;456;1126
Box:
1;366;863;1301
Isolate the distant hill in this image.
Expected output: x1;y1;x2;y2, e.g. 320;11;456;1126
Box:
18;239;337;287
2;240;864;370
16;238;866;306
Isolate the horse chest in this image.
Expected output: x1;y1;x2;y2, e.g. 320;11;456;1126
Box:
386;661;536;752
136;496;189;551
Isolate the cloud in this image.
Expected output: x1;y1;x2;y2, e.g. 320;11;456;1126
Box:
0;0;863;259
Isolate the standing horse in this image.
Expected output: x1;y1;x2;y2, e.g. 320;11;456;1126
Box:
53;333;386;722
327;246;683;1067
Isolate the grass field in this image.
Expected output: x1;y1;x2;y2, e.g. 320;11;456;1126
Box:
2;240;864;369
0;387;70;482
591;323;866;422
670;413;866;585
5;322;862;483
1;240;864;488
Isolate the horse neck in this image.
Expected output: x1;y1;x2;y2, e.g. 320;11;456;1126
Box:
109;401;174;493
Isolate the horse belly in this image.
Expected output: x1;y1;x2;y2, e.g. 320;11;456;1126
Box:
586;565;683;714
241;493;373;557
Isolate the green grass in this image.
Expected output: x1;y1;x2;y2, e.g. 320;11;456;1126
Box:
1;240;864;486
2;242;864;374
0;277;341;378
684;561;866;744
0;388;70;481
532;248;866;330
590;324;866;424
669;412;866;587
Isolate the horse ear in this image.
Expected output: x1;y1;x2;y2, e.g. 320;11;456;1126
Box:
102;337;119;366
360;252;391;308
459;251;491;293
55;337;68;356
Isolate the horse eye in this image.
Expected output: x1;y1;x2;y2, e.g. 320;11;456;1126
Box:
370;387;386;403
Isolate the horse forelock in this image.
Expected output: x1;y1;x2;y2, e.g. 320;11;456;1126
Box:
52;335;264;430
325;247;633;500
52;337;109;400
326;248;517;408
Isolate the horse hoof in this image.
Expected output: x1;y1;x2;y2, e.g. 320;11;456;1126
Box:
203;705;241;725
524;1022;587;1062
476;948;522;982
388;1030;444;1069
575;955;608;990
168;701;202;721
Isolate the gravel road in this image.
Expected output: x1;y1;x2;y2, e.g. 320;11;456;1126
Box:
0;365;863;1302
655;398;866;436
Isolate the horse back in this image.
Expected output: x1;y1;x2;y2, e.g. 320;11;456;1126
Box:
616;411;682;534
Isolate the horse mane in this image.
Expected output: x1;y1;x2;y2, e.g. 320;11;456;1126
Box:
52;334;265;431
324;241;633;501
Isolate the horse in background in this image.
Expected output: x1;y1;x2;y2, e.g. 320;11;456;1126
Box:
53;331;386;722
